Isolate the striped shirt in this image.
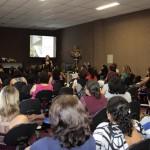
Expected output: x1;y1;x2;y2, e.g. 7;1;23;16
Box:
93;120;147;150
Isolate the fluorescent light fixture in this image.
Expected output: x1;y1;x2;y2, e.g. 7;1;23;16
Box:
96;2;120;10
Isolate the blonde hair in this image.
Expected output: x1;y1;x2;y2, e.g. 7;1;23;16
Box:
122;65;131;76
0;85;20;116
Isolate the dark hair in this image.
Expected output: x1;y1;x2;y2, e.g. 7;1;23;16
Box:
78;68;87;79
87;67;96;79
38;72;49;83
109;65;116;72
49;95;91;149
52;68;60;80
108;77;127;94
13;69;23;77
106;96;133;136
112;63;117;69
86;80;101;99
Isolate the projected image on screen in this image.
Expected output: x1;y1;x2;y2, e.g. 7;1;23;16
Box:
30;35;56;58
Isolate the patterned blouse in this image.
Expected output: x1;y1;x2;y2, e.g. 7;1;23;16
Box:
93;120;147;150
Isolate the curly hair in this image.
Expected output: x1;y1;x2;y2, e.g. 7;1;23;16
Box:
86;80;101;99
106;96;133;136
49;95;91;149
108;77;127;94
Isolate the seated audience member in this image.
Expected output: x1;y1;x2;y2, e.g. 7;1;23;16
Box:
10;69;27;85
121;64;132;81
98;65;108;80
86;67;98;81
101;76;132;102
0;65;9;83
80;80;107;115
140;93;150;138
72;68;88;93
138;67;150;92
0;85;29;142
104;65;117;83
25;95;96;150
112;63;119;74
30;72;53;99
49;68;65;87
93;96;147;150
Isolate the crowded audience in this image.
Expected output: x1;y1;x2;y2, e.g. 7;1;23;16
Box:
0;61;149;149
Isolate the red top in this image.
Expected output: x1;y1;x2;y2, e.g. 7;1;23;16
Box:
80;95;107;115
86;75;98;81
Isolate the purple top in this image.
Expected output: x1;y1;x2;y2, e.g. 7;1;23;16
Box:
80;95;107;115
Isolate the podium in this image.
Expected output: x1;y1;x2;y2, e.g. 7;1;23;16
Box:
2;62;22;68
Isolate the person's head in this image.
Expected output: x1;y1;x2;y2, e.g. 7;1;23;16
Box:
106;96;133;136
122;65;131;75
112;63;117;70
108;77;127;94
0;85;19;117
9;66;16;76
38;72;49;83
109;65;116;72
18;66;24;72
78;68;88;79
102;65;108;72
87;67;96;79
13;69;22;78
52;68;60;80
49;95;91;148
45;55;50;61
85;80;100;99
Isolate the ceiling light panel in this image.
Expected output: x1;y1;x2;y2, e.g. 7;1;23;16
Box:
96;2;120;11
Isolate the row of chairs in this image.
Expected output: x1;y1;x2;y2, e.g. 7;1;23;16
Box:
1;99;148;150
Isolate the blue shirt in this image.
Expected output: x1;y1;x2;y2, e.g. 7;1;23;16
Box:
31;136;96;150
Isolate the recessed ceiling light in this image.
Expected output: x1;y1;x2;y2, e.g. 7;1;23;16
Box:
39;0;45;1
96;2;120;11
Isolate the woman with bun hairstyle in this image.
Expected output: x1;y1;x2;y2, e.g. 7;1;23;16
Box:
80;80;107;115
93;96;147;150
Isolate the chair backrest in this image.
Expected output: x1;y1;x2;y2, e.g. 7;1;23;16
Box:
133;76;141;84
128;138;150;150
4;123;38;146
52;80;63;92
20;98;41;115
21;84;32;98
124;76;132;88
59;87;73;95
129;100;140;121
2;78;11;87
13;82;26;91
127;86;138;101
35;90;53;103
91;107;108;132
